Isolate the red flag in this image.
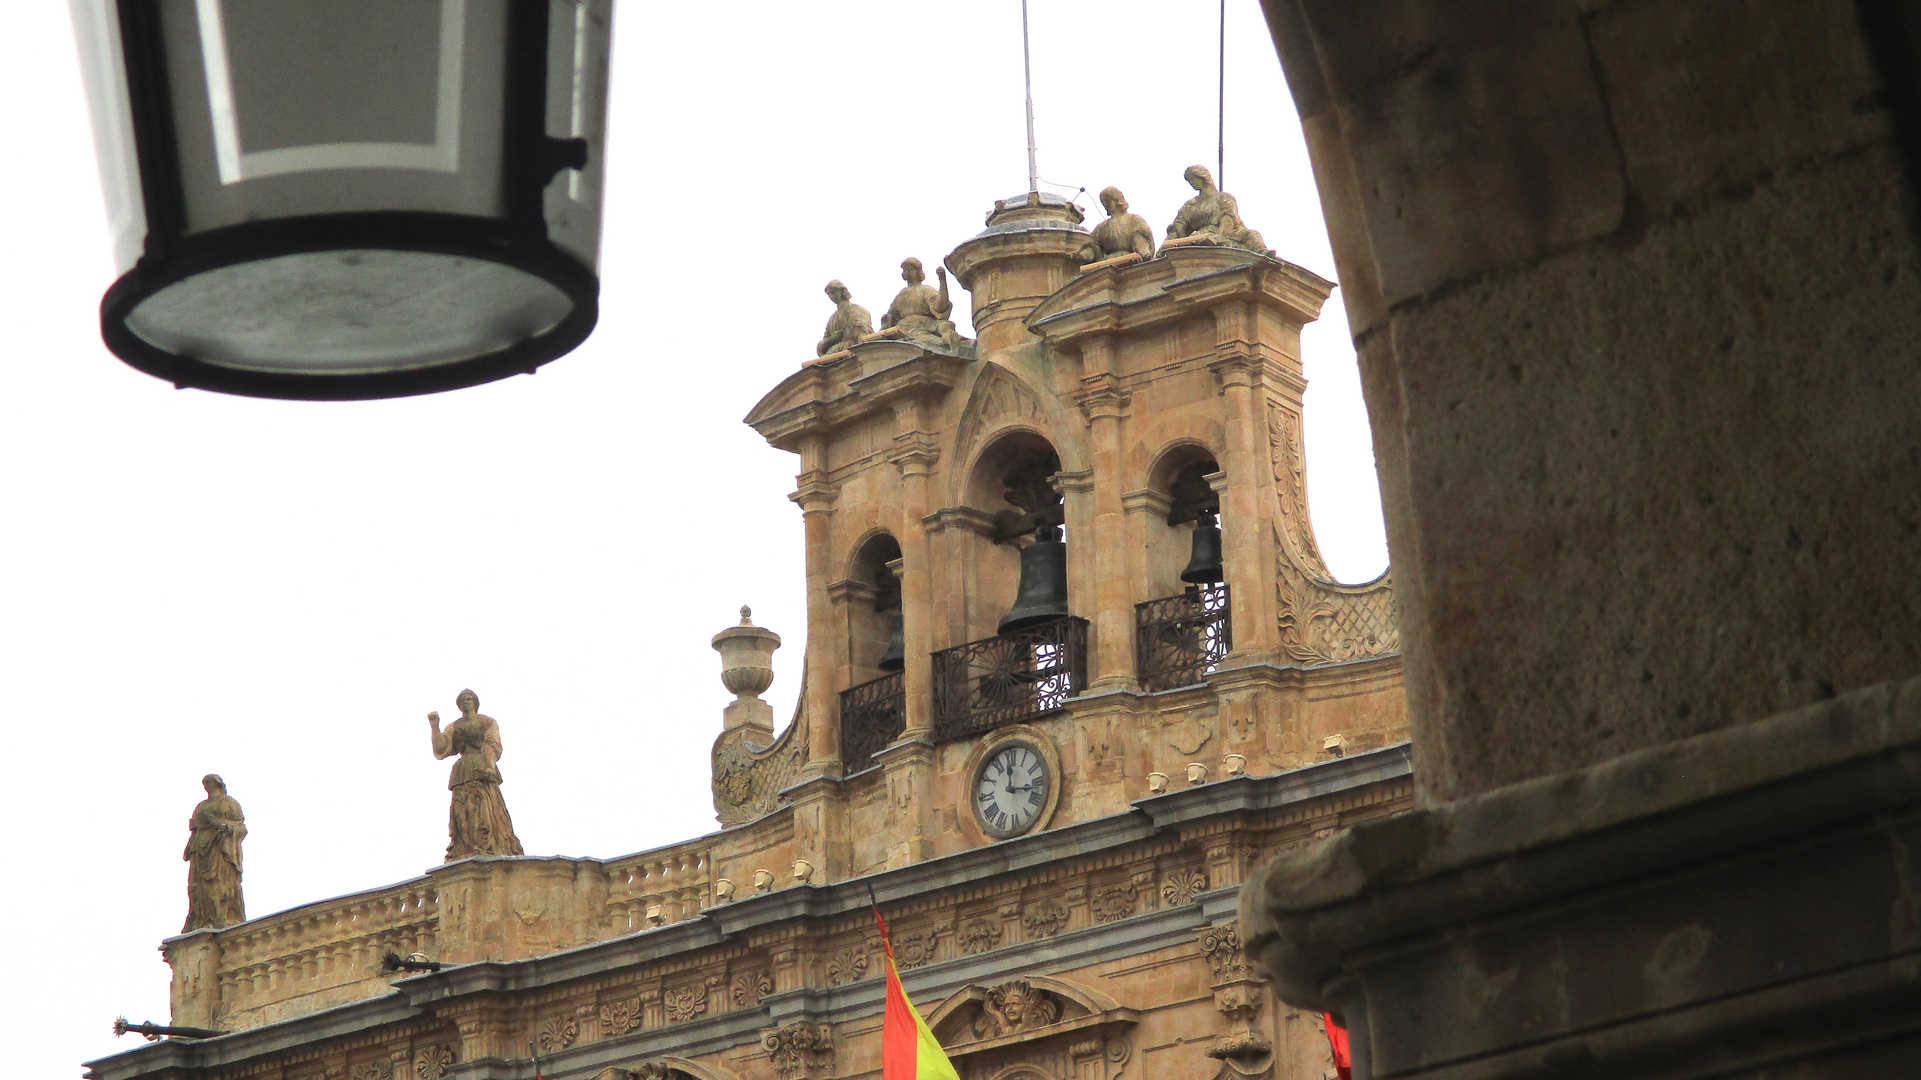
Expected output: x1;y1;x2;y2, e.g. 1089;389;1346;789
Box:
1323;1012;1352;1080
872;894;961;1080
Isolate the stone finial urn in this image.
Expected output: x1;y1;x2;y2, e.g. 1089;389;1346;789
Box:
712;606;780;736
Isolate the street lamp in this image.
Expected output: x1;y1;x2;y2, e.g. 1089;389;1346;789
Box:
69;0;615;399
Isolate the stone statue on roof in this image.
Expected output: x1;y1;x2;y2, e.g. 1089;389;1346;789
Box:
430;689;524;861
878;257;961;349
816;280;873;357
1166;164;1273;257
183;773;247;932
1086;186;1157;264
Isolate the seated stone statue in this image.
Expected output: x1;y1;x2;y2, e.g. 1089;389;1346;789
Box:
879;257;961;349
1165;164;1273;256
1085;186;1156;264
815;280;873;357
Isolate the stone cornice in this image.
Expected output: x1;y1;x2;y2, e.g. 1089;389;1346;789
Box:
1027;247;1334;350
88;748;1410;1080
745;347;972;453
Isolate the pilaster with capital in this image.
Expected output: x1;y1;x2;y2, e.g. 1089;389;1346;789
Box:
1076;333;1135;690
791;433;841;780
890;398;940;738
1209;340;1281;660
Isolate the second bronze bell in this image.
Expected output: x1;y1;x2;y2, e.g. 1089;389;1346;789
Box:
1181;511;1225;584
1000;524;1070;633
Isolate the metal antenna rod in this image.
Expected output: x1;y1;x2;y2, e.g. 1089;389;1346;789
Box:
1022;0;1038;193
1218;0;1227;187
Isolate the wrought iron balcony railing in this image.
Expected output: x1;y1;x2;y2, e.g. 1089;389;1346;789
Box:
1136;583;1232;692
839;671;905;769
932;616;1088;742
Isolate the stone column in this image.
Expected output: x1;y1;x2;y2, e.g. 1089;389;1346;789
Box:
1078;336;1135;690
892;402;939;737
791;434;841;779
1210;343;1279;661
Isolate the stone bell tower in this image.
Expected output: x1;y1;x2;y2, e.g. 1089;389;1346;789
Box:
725;184;1407;886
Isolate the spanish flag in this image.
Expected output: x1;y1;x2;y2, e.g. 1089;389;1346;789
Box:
874;902;961;1080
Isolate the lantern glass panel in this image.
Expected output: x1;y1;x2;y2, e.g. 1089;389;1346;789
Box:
70;0;614;397
160;0;507;232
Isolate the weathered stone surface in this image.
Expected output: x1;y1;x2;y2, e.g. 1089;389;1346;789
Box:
1387;144;1921;799
1243;676;1921;1079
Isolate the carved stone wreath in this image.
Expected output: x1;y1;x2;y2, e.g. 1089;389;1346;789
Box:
1161;867;1208;907
732;970;774;1007
1091;882;1138;923
664;982;708;1024
538;1013;578;1052
957;916;1004;955
1021;899;1068;938
412;1047;454;1080
826;946;868;986
600;997;642;1036
894;927;941;970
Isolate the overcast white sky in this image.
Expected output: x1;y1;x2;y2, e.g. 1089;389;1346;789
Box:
3;3;1386;1075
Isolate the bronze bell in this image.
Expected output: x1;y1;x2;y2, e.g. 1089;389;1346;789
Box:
877;611;906;672
999;523;1070;633
1180;510;1225;584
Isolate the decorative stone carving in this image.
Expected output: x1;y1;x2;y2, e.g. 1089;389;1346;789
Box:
537;1013;578;1052
1091;882;1138;923
876;257;961;348
893;927;941;970
599;997;642;1036
664;982;707;1023
711;673;806;828
971;979;1062;1040
815;280;874;357
348;1064;392;1080
732;970;773;1008
182;773;247;932
1204;1029;1273;1062
1199;922;1252;982
412;1047;454;1080
825;946;868;986
1162;868;1208;907
1084;186;1156;265
957;917;1004;955
1021;899;1068;939
428;690;524;861
1164;164;1272;256
760;1019;834;1077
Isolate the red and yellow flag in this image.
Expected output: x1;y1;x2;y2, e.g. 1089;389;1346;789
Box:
875;903;961;1080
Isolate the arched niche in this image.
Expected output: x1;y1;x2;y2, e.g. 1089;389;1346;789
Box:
1144;441;1224;601
956;431;1065;643
844;530;904;681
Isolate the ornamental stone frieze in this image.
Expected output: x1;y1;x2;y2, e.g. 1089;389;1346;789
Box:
760;1020;834;1078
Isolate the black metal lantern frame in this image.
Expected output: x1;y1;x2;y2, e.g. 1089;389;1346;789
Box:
72;0;615;399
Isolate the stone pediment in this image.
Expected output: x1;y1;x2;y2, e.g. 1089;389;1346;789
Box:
1025;244;1333;348
745;341;973;451
925;975;1138;1059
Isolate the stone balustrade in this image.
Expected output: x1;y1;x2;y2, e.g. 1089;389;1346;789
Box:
164;877;439;1032
164;838;725;1035
604;837;713;933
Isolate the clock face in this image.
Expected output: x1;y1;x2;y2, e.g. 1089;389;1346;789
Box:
974;740;1051;839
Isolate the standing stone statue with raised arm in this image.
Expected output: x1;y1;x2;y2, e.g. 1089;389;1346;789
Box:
182;774;247;932
879;257;961;349
429;689;524;861
815;280;873;357
1085;186;1157;265
1165;164;1273;256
